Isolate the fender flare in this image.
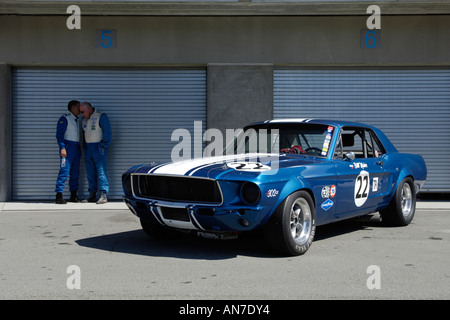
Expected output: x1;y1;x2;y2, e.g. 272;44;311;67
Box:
391;168;414;199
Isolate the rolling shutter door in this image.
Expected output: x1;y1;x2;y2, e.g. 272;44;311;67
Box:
12;68;206;200
274;69;450;192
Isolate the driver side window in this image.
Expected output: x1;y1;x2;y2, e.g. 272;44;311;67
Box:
335;127;385;159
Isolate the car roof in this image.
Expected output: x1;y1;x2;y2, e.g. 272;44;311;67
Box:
247;118;398;153
249;118;374;129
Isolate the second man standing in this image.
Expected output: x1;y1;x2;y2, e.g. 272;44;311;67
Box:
80;102;112;204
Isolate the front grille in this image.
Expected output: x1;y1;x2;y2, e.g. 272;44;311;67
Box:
133;174;222;204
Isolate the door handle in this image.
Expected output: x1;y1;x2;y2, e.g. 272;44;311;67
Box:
376;160;384;166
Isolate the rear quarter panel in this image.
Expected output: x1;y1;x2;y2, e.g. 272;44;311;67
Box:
382;152;427;203
373;127;427;202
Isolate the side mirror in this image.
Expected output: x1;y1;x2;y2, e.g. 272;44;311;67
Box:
345;152;355;161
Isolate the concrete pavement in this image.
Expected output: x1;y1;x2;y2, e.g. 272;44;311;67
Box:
1;201;449;299
0;200;128;211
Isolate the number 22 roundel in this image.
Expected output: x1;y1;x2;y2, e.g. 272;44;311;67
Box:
354;170;370;207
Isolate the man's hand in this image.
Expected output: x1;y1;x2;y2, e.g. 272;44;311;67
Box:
60;148;67;158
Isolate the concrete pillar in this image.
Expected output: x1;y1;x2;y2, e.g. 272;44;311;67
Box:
0;64;12;201
207;63;273;133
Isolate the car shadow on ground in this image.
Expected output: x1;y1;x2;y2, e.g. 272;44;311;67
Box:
75;214;384;260
314;214;382;242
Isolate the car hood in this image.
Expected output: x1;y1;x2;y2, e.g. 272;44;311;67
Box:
133;153;323;180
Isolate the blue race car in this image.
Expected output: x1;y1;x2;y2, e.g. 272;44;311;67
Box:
122;119;427;256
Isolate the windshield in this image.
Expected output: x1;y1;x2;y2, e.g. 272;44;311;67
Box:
224;123;335;157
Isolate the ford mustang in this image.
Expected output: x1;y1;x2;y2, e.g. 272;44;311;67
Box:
122;119;427;256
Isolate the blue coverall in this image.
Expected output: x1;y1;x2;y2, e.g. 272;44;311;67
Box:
55;114;81;193
83;112;112;195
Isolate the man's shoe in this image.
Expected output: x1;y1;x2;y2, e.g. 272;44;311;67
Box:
69;191;82;203
96;193;107;204
55;192;67;205
87;192;97;203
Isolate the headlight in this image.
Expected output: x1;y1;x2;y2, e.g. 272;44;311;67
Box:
240;182;261;205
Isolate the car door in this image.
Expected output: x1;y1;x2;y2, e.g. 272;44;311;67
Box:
333;127;390;218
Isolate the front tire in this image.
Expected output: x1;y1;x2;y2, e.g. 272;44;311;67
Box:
264;190;316;256
380;177;416;226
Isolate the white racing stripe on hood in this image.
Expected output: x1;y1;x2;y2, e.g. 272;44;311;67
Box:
152;153;275;176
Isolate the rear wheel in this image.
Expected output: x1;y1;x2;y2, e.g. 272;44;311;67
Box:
264;190;316;256
380;177;416;226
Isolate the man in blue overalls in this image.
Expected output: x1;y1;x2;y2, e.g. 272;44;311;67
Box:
55;100;82;204
80;102;112;204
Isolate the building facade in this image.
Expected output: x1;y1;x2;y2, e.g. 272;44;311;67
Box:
1;0;449;200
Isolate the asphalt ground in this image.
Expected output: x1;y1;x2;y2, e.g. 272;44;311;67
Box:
0;200;449;301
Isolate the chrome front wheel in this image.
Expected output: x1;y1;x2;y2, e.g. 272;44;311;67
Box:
290;198;313;246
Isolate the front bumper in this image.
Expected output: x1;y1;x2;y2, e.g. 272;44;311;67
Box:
124;196;266;232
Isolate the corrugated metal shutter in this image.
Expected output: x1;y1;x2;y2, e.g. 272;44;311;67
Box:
12;68;206;200
274;68;450;192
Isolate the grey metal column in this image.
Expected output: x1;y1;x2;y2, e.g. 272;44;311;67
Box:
0;64;12;201
207;64;274;133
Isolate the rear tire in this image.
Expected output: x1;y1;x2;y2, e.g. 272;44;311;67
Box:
380;177;416;226
263;190;316;256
